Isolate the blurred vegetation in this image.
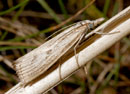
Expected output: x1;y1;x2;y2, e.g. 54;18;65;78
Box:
0;0;129;94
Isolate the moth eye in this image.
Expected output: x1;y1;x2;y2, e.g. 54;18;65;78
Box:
88;24;93;30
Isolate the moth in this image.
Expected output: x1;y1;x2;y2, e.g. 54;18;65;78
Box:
14;18;104;84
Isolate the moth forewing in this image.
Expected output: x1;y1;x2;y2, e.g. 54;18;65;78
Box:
14;18;104;85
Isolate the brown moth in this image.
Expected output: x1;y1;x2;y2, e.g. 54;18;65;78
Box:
14;18;104;84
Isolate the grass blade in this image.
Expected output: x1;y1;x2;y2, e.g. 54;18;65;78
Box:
58;0;69;19
103;0;111;16
0;0;29;16
37;0;61;24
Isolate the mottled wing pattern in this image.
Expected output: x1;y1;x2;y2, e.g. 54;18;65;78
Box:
14;24;87;84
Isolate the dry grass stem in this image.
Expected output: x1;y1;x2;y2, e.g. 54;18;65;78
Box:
0;41;39;47
0;55;14;69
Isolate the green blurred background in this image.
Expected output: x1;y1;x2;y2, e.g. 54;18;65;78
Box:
0;0;130;94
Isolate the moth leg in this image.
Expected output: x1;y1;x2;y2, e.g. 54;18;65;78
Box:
74;31;86;68
94;26;120;35
58;62;64;92
83;61;92;77
94;30;120;35
58;59;63;80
